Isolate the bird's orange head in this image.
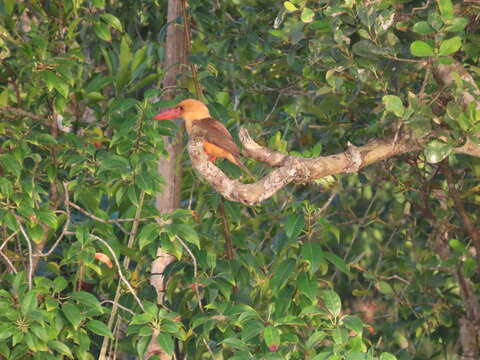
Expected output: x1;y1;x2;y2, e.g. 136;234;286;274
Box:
153;99;210;124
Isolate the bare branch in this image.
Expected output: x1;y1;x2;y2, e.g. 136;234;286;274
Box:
89;234;145;312
189;123;480;205
0;106;44;122
17;220;33;290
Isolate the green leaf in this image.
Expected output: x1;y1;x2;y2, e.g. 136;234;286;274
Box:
297;272;317;302
283;1;297;12
86;320;113;338
21;291;38;316
301;7;314;23
117;36;132;90
305;331;326;349
3;0;15;15
377;280;394;295
221;337;250;352
270;258;295;290
321;290;341;317
169;223;200;248
62;303;82;330
438;0;453;20
412;21;434;35
383;95;405;117
424;139;453;163
439;36;461;56
157;333;174;356
0;88;8;106
93;22;112;42
323;251;350;276
445;17;469;32
42;71;69;98
410;40;434;57
138;223;161;250
100;13;123;31
71;291;103;313
0;178;13;198
342;315;364;335
284;214;305;239
48;340;74;358
301;241;323;274
264;326;281;351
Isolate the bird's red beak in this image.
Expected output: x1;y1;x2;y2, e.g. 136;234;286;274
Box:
153;107;182;121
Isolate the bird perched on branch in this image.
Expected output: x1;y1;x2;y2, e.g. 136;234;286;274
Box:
153;99;252;176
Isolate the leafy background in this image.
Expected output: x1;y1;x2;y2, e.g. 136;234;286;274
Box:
0;0;479;359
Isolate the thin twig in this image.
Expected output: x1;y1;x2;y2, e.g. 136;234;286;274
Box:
203;338;215;358
0;106;44;122
68;201;130;234
0;250;18;273
101;300;136;316
175;235;204;312
0;230;18;252
35;183;71;257
89;234;145;311
17;220;34;290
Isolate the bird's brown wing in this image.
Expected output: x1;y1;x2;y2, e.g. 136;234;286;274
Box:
193;117;241;158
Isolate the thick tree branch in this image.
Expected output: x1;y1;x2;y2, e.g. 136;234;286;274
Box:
188;128;480;205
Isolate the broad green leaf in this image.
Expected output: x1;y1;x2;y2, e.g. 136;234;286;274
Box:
445;17;469;32
30;323;49;342
305;331;326;349
139;223;161;250
71;291;103;313
439;36;461;56
157;333;174;356
270;258;295;290
21;291;38;316
101;13;123;31
438;0;453;20
383;95;405;117
48;340;73;358
412;21;434;35
297;272;317;302
221;337;250;352
283;1;297;12
93;22;111;42
285;214;305;239
410;40;434;57
301;7;314;23
3;0;15;15
424;139;453;163
323;251;350;276
86;320;113;338
62;303;82;330
117;36;132;90
169;223;200;248
0;177;13;198
321;290;341;317
301;241;323;274
0;88;8;106
42;71;69;98
377;280;394;295
264;326;281;351
342;315;364;335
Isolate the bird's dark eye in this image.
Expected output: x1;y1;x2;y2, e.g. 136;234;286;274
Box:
178;106;184;111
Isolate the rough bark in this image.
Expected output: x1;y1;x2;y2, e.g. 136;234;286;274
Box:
147;0;186;358
188;128;480;205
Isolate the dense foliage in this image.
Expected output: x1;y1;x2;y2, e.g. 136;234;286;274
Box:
0;0;479;359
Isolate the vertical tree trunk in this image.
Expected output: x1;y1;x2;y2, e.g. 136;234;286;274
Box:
155;0;186;213
147;0;187;358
